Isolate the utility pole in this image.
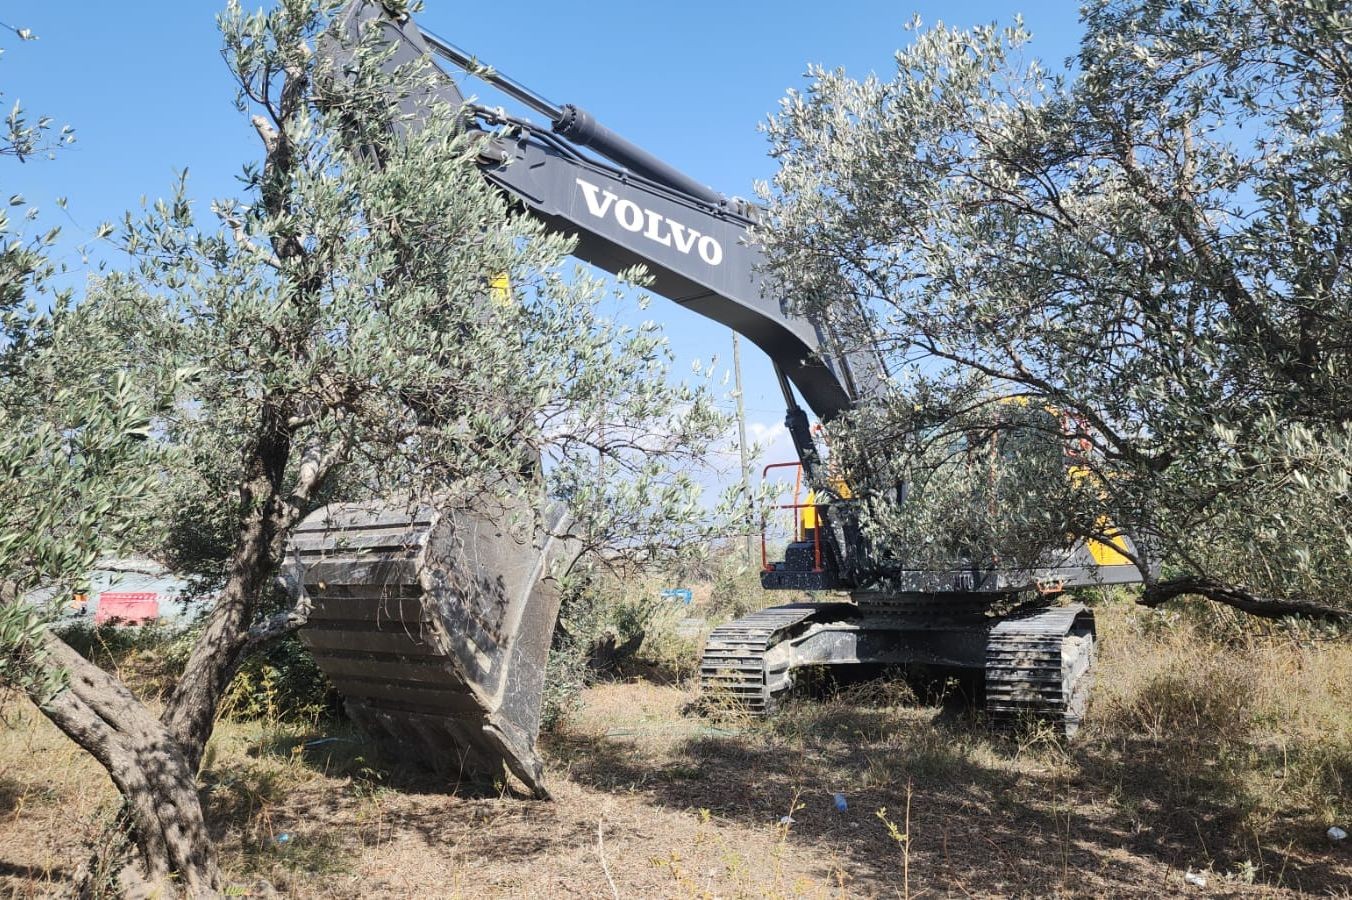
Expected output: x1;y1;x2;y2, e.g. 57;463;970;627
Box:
732;332;755;567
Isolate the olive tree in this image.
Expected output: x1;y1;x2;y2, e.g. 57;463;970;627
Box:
759;0;1351;621
125;0;728;778
3;0;731;892
0;24;223;897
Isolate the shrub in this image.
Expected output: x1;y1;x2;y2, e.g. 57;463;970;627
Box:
707;561;766;623
220;634;339;726
540;644;590;733
541;567;690;730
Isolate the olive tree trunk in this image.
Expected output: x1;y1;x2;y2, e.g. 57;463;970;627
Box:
23;407;321;893
34;634;222;896
161;409;298;770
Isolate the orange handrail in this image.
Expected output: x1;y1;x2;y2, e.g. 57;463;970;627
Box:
760;462;825;573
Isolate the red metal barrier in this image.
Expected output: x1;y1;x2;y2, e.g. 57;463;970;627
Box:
95;591;160;625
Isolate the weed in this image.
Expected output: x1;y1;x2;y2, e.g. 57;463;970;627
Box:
708;560;767;622
876;778;913;900
772;787;806;887
694;676;761;730
220;634;337;726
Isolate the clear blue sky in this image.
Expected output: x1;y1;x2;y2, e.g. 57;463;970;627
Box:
4;0;1085;480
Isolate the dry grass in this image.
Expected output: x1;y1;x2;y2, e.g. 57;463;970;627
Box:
1087;600;1352;871
0;596;1347;897
0;701;118;893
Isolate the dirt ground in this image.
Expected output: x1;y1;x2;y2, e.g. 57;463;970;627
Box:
1;601;1348;897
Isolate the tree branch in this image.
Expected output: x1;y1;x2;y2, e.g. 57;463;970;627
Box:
1139;575;1350;624
239;592;313;657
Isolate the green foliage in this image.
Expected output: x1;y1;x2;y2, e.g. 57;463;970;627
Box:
540;644;590;733
542;568;691;729
0;605;59;699
555;570;666;653
0;22;74;164
51;613;333;722
70;0;736;590
706;552;771;622
0;370;163;594
221;635;337;725
760;0;1352;613
0;279;168;701
0;24;168;701
844;399;1076;571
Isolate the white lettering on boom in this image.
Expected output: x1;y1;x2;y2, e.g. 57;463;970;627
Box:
575;177;724;268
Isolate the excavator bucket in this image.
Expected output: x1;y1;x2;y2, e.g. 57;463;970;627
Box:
287;496;575;798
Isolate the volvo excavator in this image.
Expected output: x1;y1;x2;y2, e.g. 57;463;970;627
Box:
288;0;1146;798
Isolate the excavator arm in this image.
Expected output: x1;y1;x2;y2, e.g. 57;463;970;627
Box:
483;134;860;419
287;0;876;797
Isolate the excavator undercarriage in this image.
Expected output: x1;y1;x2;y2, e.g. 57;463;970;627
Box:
701;598;1098;736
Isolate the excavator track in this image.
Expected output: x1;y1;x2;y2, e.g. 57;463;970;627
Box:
700;600;1097;738
984;603;1096;737
699;604;824;713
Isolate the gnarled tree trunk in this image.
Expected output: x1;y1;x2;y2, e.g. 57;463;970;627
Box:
19;404;316;894
35;634;222;896
161;407;294;771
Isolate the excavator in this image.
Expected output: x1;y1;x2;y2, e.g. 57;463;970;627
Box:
288;0;1146;798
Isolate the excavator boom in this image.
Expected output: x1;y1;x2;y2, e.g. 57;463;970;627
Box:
327;0;871;423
